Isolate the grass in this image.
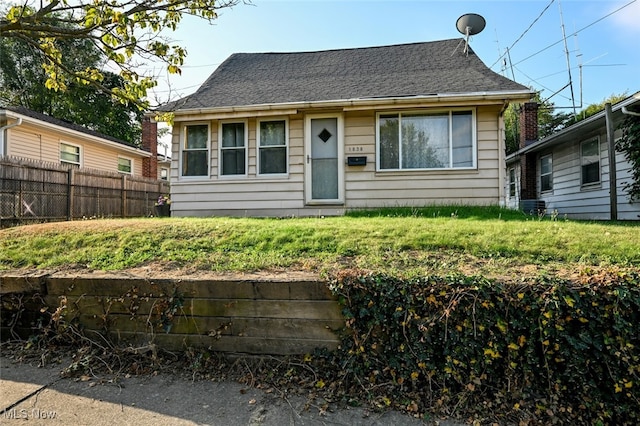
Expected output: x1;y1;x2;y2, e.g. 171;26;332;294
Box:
1;206;639;279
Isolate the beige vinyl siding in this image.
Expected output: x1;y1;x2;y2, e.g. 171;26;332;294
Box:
171;105;505;217
171;116;306;216
6;121;147;176
81;142;142;174
7;124;59;161
344;107;501;209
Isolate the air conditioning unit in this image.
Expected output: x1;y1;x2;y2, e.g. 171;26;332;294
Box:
520;200;546;215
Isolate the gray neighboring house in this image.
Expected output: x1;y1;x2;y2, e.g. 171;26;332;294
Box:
505;91;640;220
162;39;533;217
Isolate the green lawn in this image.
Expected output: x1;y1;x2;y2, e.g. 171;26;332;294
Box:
1;206;638;279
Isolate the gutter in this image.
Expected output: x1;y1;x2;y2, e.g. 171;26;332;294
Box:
621;106;640;117
168;90;534;120
0;117;23;156
508;91;640;160
3;111;151;158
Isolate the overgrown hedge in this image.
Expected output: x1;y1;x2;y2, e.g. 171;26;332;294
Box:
329;268;640;424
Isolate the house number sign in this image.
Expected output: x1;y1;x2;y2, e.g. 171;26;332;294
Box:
347;146;364;153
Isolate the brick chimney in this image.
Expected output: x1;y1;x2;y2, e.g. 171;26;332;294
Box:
519;102;539;200
519;102;539;148
141;116;158;179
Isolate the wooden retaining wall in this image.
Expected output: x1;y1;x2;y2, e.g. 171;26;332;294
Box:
0;274;343;355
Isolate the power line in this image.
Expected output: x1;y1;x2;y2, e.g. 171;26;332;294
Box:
150;83;202;94
490;0;555;69
535;63;626;81
511;0;637;67
513;64;572;102
181;62;222;69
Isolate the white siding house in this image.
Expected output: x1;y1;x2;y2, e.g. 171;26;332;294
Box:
161;39;533;217
506;92;640;220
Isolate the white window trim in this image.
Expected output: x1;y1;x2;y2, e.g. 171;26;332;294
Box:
304;113;345;205
375;108;477;172
179;122;210;179
160;167;169;181
117;156;133;175
580;137;601;187
257;117;289;177
540;154;553;193
218;119;248;178
508;167;517;197
60;141;82;167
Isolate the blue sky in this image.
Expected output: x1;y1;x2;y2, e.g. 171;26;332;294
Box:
151;0;639;113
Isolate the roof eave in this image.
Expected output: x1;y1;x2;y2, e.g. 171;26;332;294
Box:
2;109;151;158
506;91;640;162
168;90;534;121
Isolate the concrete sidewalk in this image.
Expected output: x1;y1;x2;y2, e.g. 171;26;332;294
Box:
0;356;465;425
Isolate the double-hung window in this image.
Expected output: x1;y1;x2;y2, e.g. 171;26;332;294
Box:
258;119;287;175
220;122;247;176
60;142;81;167
540;154;553;192
181;124;209;177
118;157;132;174
378;109;475;170
581;138;600;185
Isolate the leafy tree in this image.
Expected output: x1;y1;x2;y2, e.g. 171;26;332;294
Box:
616;114;640;202
0;0;242;111
504;93;573;155
379;118;443;169
402;122;443;169
0;32;142;145
504;92;628;155
577;93;628;122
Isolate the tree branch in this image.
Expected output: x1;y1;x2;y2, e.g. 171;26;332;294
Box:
1;0;246;108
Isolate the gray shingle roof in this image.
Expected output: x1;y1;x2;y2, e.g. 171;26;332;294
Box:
165;39;531;112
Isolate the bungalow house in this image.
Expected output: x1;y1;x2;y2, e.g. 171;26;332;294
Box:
0;106;158;178
506;91;640;220
162;39;533;217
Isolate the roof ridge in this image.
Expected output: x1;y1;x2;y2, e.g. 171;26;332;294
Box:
230;38;464;56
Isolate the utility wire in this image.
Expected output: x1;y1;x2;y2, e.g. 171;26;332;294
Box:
490;0;555;69
151;83;202;94
513;64;572;102
536;63;625;81
511;0;637;67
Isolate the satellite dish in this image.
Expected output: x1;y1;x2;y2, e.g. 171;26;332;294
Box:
456;13;486;36
456;13;486;55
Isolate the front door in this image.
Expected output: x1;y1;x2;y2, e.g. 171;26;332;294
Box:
305;115;343;204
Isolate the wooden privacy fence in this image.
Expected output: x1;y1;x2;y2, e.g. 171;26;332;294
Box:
0;156;170;227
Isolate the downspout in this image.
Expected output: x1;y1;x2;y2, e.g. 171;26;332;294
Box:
0;117;23;157
497;100;515;207
498;111;507;207
605;103;617;221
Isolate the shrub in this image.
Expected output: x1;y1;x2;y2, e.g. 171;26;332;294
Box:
330;268;640;424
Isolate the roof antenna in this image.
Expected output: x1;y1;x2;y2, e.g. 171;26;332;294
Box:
456;13;486;56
